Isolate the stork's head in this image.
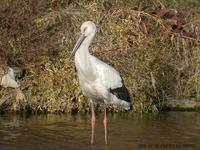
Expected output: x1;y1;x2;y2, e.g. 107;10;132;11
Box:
80;21;96;37
70;21;96;58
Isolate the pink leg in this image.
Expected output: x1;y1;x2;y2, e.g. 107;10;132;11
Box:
103;106;108;144
91;103;95;144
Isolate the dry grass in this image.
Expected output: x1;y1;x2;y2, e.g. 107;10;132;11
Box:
0;0;199;113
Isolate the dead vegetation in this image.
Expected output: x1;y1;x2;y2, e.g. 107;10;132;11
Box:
0;0;200;113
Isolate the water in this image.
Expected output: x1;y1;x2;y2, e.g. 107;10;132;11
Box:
0;112;199;150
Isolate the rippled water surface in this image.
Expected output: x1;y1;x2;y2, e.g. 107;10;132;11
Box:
0;112;200;150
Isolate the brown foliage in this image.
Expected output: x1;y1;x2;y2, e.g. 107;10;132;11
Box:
0;0;199;113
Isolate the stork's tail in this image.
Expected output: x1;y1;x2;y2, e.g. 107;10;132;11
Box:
109;84;132;110
108;94;132;110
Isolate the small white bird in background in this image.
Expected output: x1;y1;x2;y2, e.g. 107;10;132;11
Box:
0;65;26;108
70;21;132;144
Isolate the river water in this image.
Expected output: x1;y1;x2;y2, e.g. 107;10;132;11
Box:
0;112;199;150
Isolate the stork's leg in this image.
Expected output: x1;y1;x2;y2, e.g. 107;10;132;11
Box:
91;103;95;144
103;105;108;144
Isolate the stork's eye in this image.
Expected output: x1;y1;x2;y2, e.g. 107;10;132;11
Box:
83;27;87;32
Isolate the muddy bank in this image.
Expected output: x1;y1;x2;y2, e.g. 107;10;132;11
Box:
164;99;200;111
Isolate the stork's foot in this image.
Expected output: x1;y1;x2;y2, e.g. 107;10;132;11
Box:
103;107;108;145
90;103;96;145
91;115;96;144
103;116;108;144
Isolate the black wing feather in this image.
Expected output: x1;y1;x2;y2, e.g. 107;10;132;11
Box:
110;84;131;103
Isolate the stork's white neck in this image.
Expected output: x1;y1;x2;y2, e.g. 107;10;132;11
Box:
74;36;96;80
75;44;90;64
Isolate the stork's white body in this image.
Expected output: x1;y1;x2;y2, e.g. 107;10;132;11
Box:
0;66;25;106
71;21;132;144
0;67;19;88
75;46;131;110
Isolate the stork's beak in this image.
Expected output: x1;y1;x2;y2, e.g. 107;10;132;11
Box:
70;34;86;58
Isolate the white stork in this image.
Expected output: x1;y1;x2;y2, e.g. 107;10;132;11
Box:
0;66;26;107
70;21;132;144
